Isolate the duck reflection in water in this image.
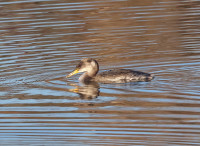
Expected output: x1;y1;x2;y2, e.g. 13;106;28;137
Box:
68;81;100;99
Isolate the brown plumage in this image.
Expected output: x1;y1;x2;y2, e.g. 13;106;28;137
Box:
66;58;154;83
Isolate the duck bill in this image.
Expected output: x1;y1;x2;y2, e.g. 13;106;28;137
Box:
66;69;79;78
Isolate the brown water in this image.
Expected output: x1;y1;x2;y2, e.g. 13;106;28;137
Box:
0;0;200;145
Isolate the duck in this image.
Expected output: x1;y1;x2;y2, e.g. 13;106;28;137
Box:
66;58;154;83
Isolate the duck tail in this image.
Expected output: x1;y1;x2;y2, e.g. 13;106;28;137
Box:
147;74;155;81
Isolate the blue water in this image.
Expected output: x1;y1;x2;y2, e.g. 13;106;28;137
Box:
0;0;200;145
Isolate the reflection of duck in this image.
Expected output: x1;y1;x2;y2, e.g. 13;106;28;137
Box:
66;58;154;83
70;83;99;99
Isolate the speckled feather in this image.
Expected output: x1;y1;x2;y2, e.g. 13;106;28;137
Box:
95;69;154;83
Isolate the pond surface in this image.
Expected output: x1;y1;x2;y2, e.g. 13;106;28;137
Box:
0;0;200;145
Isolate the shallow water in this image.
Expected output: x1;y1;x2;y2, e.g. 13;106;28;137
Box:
0;0;200;145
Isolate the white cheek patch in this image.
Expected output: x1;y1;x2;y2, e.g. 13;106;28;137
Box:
91;61;96;67
79;67;86;72
79;65;90;72
85;66;92;72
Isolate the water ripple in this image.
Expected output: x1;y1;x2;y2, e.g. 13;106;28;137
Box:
0;0;200;145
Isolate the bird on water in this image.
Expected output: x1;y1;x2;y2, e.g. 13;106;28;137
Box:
66;58;154;83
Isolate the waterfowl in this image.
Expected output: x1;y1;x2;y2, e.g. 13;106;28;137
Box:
66;58;154;83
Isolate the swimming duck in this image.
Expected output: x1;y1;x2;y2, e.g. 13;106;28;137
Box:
66;58;154;83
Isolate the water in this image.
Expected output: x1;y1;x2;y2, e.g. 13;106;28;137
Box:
0;0;200;145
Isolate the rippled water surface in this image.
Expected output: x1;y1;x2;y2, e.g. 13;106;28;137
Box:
0;0;200;145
